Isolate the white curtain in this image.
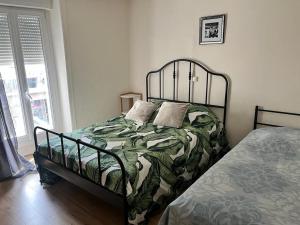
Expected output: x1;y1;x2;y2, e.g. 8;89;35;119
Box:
0;78;34;181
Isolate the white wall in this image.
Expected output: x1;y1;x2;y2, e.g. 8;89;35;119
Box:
59;0;130;128
128;0;300;146
48;0;72;132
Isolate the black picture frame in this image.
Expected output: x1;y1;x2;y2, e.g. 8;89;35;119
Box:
199;14;226;45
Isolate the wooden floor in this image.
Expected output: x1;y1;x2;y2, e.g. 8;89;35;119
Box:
0;158;162;225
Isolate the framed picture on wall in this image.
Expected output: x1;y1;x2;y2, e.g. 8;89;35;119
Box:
199;14;226;44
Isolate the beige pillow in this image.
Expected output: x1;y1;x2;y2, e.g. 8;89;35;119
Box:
153;102;188;128
125;100;157;123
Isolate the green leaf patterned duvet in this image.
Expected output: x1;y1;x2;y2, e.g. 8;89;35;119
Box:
38;105;227;225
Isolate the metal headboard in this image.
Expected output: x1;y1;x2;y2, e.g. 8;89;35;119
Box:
254;105;300;129
146;58;229;127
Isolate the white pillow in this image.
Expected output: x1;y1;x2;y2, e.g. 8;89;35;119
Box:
125;100;157;123
153;102;188;128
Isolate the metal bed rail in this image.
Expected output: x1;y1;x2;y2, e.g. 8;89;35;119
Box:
254;105;300;129
33;126;128;224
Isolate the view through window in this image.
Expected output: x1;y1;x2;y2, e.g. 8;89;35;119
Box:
0;8;57;140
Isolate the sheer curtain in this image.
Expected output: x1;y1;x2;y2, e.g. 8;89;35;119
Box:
0;77;34;181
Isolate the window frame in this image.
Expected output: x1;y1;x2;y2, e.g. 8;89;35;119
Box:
0;5;62;152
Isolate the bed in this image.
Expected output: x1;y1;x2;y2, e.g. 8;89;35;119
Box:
33;59;229;225
158;106;300;225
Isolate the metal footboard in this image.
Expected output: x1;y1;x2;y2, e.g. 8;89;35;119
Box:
33;126;128;225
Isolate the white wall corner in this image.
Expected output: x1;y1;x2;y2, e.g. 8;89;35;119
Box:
48;0;75;132
57;0;77;130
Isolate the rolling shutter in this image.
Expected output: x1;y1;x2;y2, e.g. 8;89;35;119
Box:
18;15;45;65
0;14;14;66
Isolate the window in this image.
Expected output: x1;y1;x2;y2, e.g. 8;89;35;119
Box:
0;6;60;143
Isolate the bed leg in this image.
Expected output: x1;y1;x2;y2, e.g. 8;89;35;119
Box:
33;152;60;185
124;198;129;225
33;152;44;185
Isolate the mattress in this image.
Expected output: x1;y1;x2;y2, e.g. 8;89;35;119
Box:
158;127;300;225
38;105;227;225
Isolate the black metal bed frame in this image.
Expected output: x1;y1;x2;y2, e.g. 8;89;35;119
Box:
146;58;229;127
254;105;300;129
33;127;129;222
34;59;229;225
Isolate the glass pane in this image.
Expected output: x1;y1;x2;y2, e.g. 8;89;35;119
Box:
18;15;53;129
0;14;26;137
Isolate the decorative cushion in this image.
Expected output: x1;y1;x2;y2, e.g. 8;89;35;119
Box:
153;102;188;128
125;100;157;123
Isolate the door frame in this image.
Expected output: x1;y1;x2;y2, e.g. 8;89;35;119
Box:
0;6;62;155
